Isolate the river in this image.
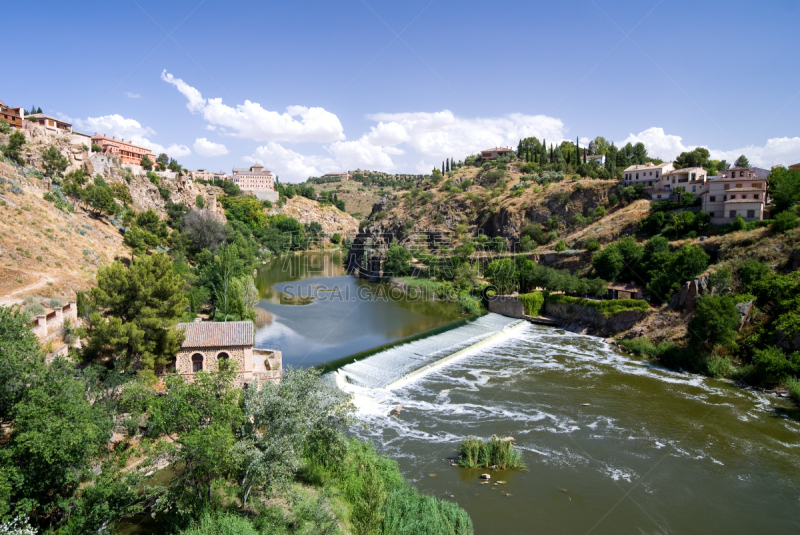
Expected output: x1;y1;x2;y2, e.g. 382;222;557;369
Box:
258;252;800;534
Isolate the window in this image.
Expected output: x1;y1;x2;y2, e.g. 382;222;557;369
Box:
656;171;659;177
754;194;759;200
724;184;730;190
710;212;715;217
710;196;716;202
729;210;736;218
736;184;742;189
747;210;755;218
192;353;203;373
731;195;736;199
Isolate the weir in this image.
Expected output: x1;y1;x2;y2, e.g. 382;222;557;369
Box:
334;313;525;389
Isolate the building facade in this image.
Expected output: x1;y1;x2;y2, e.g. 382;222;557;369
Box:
622;161;675;188
480;147;515;160
170;321;282;387
231;164;275;191
586;154;606;166
91;134;153;166
24;113;72;135
701;168;768;224
322;172;351;181
0;99;24;129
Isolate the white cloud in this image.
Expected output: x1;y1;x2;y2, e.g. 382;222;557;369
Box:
365;110;566;159
618;127;800;168
125;92;141;99
193;137;229;157
161;70;345;143
167;144;191;158
618;127;692;161
78;113;165;153
708;137;800;168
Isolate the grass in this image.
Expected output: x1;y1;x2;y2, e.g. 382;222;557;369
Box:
547;294;650;317
456;436;526;470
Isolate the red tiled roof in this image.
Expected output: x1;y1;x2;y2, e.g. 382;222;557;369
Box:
177;321;254;348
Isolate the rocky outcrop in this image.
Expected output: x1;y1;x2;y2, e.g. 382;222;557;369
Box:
545;301;649;336
669;276;709;312
277;196;359;237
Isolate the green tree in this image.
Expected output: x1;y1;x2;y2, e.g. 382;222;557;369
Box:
674;147;711;170
330;232;342;245
485;258;516;294
768;167;800;215
84;253;187;378
195;194;205;209
234;368;353;506
734;154;750;168
0;120;10;134
771;210;799;233
3;130;26;165
646;244;709;301
0;307;43;424
140;154;154;171
688;294;740;349
591;237;643;282
41;145;68;177
383;244;412;277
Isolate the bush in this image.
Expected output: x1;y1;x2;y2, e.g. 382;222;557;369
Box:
547;294;649;317
554;240;567;252
751;347;800;384
585;239;601;252
195;194;205;209
519;291;544;316
90;143;102;152
688;294;740;349
771;210;798;233
457;436;525;470
182;512;259;535
729;214;746;231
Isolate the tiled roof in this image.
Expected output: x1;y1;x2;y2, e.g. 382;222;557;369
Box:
177;321;254;348
723;199;764;204
726;187;764;192
27;113;71;125
624;162;673;172
481;147;514;152
662;167;705;176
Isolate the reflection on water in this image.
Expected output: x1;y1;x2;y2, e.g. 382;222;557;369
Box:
254;252;464;367
338;323;800;535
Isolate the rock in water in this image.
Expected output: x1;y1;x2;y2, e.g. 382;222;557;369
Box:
480;473;491;480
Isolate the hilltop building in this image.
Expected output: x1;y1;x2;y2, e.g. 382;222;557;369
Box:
322;171;351;181
24;113;72;135
231;164;278;202
586;154;606;166
0;99;24;129
622;161;675;188
91;134;153;166
702;168;768;224
480;147;515;160
169;321;282;388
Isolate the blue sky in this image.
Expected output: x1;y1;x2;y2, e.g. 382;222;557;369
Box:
3;0;799;180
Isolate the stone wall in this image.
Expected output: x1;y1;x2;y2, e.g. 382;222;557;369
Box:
31;300;78;339
545;301;648;336
487;295;524;319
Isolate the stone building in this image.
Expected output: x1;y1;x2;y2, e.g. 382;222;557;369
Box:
322;171;352;181
91;134;153;167
231;164;278;202
171;321;282;387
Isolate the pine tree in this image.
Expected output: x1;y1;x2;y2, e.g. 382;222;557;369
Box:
446;158;450;173
37;107;42;114
442;161;445;174
550;144;554;164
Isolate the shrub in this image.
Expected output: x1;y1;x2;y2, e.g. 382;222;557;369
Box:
519;291;544;316
330;232;342;245
0;120;11;134
688;294;740;349
195;194;205;209
585;239;601;252
771;210;798;233
90;143;102;152
554;240;567;252
751;347;800;384
729;214;746;231
547;294;649;317
457;436;525;470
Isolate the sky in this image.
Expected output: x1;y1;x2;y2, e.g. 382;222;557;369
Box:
3;0;799;181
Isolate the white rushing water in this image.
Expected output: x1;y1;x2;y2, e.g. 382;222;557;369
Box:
333;319;800;534
334;313;525;389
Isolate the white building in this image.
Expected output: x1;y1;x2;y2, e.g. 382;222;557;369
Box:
232;164;278;202
622;162;675;188
701;168;768;224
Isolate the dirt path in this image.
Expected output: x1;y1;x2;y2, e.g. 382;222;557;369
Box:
0;272;57;306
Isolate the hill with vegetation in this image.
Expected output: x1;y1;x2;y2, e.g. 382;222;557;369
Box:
349;143;800;401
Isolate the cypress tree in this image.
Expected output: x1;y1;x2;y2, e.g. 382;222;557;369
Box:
550;144;553;164
442;161;445;174
446;158;450;173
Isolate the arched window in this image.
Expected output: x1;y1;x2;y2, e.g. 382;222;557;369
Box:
217;352;230;361
191;353;203;373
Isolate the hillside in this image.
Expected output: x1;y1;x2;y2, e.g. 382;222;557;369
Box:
274;194;359;236
310;180;391;218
